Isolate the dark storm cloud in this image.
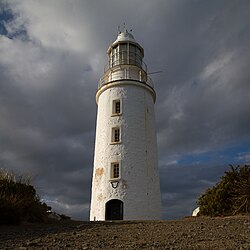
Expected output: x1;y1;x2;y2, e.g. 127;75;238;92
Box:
154;1;250;159
0;0;250;220
0;2;97;219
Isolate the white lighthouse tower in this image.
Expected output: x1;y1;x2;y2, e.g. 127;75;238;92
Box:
90;29;161;220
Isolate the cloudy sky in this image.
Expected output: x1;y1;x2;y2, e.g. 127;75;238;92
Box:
0;0;250;220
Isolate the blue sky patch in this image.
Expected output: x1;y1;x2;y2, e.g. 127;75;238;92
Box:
0;2;14;34
178;141;250;166
0;5;28;40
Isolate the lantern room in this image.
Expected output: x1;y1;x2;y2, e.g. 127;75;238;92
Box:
98;30;154;91
107;30;144;69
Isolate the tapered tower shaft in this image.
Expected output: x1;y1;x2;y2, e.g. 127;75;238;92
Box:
90;30;161;220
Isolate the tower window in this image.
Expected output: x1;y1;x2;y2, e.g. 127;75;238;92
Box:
115;101;120;114
111;162;120;179
112;127;120;143
112;100;121;115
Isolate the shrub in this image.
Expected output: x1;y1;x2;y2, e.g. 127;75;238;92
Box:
0;169;50;225
198;165;250;216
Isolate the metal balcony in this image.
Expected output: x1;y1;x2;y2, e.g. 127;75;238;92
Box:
98;51;154;89
104;51;147;73
98;68;154;89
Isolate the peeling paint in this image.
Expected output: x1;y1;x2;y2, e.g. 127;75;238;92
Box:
122;179;129;189
95;168;104;177
97;194;104;201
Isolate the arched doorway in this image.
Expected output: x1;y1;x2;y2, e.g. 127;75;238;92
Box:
105;199;123;220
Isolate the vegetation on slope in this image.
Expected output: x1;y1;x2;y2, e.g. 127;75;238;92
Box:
0;169;50;225
198;164;250;216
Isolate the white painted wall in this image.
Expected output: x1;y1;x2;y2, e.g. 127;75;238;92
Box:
90;80;161;220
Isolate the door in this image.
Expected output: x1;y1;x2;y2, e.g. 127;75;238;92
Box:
105;199;123;220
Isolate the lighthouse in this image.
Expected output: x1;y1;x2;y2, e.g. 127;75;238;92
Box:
90;29;161;220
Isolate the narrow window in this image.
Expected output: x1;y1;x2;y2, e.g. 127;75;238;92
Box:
111;162;120;179
112;100;121;115
115;100;120;114
112;127;120;143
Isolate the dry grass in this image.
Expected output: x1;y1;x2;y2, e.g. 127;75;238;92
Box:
0;169;49;225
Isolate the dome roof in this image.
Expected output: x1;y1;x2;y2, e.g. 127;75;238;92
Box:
108;30;144;55
114;30;136;43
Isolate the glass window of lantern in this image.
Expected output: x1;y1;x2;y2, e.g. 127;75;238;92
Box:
136;47;143;67
120;43;127;64
112;45;119;66
129;44;136;65
120;43;127;51
129;44;136;53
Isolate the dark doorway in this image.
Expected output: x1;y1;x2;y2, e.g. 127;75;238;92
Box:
105;199;123;220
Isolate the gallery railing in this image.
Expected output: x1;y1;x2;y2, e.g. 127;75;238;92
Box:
98;51;154;89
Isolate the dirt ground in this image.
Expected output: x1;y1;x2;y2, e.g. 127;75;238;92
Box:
0;215;250;249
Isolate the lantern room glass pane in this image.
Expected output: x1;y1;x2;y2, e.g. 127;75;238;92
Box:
135;47;142;67
119;43;127;64
129;44;136;65
110;45;119;67
108;43;143;68
129;44;136;53
120;43;127;51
